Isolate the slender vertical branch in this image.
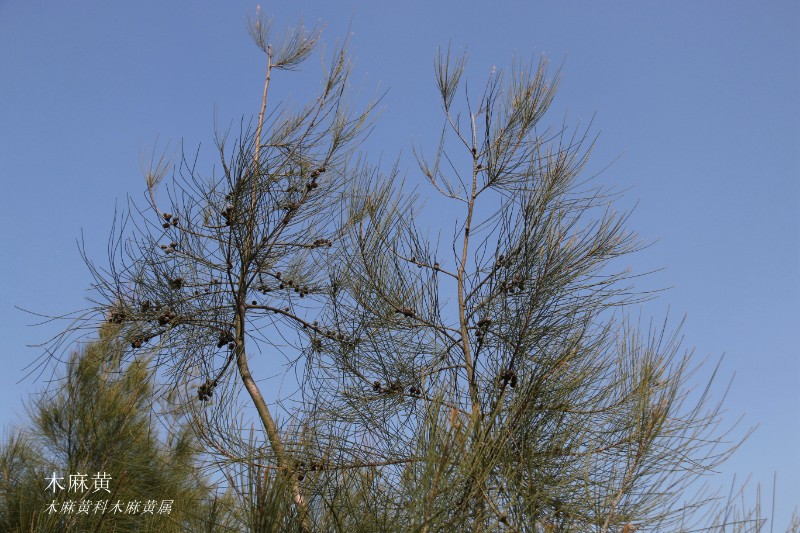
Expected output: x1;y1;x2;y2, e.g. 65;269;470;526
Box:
458;111;481;424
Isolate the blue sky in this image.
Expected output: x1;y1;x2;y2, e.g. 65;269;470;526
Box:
1;0;797;526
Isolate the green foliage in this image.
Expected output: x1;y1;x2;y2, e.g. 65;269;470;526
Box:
32;10;798;533
1;327;235;532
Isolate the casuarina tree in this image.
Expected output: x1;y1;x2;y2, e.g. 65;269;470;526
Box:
34;10;773;533
1;325;234;532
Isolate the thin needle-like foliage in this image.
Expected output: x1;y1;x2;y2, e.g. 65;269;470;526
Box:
1;326;232;532
28;11;794;533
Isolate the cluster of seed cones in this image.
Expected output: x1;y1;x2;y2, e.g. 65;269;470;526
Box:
395;306;416;318
161;212;179;229
197;380;216;401
217;330;235;349
500;368;518;389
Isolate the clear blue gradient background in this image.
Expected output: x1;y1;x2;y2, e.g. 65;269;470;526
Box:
1;1;797;525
